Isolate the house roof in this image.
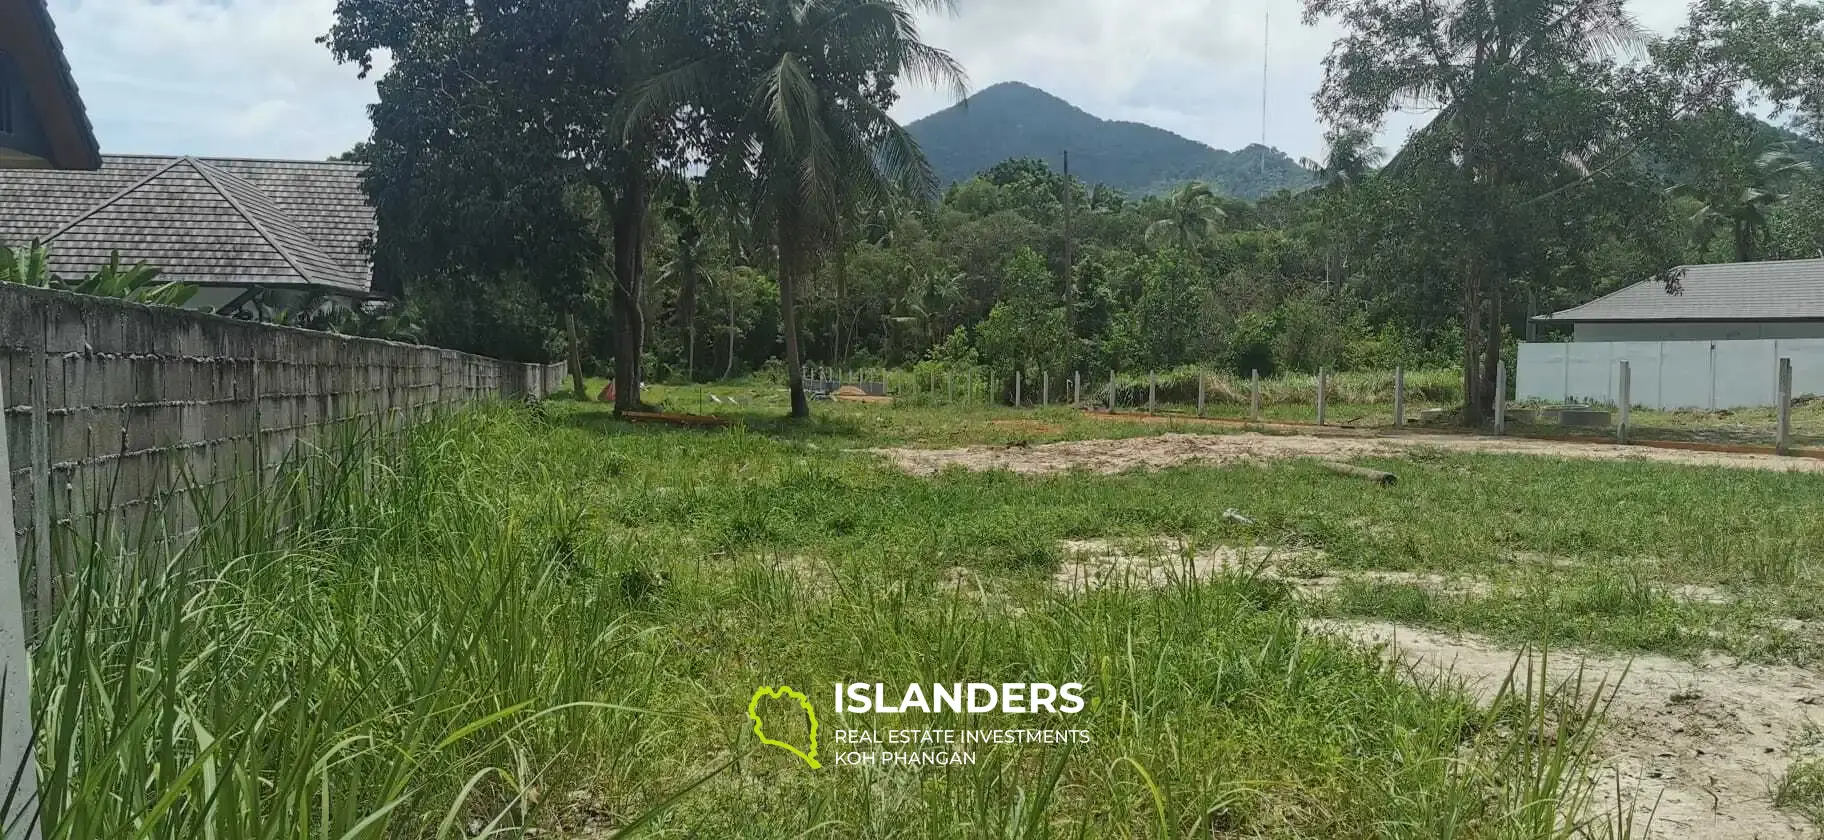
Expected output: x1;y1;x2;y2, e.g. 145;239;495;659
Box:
0;154;374;295
1;0;101;169
1538;258;1824;323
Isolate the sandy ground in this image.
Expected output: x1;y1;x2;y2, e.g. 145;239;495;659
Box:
1310;620;1824;840
871;432;1824;476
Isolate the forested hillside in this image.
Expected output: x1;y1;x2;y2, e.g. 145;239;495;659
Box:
906;82;1315;199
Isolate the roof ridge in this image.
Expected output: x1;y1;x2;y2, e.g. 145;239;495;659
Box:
41;156;190;243
186;157;324;287
103;152;364;168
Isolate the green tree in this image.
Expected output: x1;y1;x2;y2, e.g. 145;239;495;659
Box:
1306;0;1648;422
1676;139;1815;262
974;248;1072;380
1144;182;1226;250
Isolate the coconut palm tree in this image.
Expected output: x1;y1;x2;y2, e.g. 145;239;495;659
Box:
737;0;967;416
625;0;965;415
1677;140;1816;263
1144;182;1225;251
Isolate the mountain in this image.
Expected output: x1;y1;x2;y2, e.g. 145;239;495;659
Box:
906;82;1314;200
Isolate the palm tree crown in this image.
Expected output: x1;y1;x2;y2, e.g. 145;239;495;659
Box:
1144;182;1225;250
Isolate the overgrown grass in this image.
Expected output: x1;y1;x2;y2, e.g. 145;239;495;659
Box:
19;399;1679;837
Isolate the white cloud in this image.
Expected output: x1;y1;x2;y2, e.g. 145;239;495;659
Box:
52;0;378;159
48;0;1692;164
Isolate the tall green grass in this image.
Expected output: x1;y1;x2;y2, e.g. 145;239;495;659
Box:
16;403;1631;837
25;411;709;838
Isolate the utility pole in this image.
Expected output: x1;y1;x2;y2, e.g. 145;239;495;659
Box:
1062;149;1075;329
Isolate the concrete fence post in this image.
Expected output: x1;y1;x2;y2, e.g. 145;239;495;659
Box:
0;370;43;840
1148;372;1157;414
1316;367;1328;426
1014;371;1022;408
1250;369;1261;423
1617;360;1632;445
1494;361;1508;436
1393;366;1405;428
1042;372;1049;407
1778;357;1794;455
946;373;954;403
1074;371;1082;409
1196;371;1206;418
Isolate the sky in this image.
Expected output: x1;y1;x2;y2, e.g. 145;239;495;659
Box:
49;0;1697;164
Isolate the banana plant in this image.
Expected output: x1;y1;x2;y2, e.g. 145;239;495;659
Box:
0;241;52;287
69;252;198;307
0;243;197;307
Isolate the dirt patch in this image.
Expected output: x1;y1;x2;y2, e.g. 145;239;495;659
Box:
1310;620;1823;839
870;432;1824;476
1049;537;1516;599
1053;537;1324;593
1303;570;1495;598
989;419;1066;435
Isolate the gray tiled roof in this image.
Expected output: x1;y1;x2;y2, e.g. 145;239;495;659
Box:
28;0;100;165
0;154;373;294
1540;259;1824;322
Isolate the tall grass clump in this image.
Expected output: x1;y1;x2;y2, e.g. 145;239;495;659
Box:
25;406;703;839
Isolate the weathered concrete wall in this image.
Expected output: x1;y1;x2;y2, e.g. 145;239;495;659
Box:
1;283;565;618
0;366;39;840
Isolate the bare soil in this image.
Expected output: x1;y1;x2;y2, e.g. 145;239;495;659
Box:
1310;620;1824;840
870;432;1824;476
1049;537;1497;598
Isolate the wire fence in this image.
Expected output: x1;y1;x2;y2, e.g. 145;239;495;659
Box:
871;360;1818;452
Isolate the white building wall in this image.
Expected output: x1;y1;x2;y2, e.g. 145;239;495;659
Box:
1573;321;1824;341
1518;338;1824;409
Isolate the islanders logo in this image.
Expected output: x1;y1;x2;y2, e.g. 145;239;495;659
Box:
747;685;822;769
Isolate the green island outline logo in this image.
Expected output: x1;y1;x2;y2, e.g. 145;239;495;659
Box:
747;685;822;769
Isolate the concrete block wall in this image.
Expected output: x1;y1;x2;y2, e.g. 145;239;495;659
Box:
2;283;565;617
1517;338;1824;409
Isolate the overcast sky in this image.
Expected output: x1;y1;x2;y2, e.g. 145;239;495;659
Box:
52;0;1696;164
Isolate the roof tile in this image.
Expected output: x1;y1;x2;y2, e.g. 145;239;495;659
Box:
0;154;374;294
1542;259;1824;322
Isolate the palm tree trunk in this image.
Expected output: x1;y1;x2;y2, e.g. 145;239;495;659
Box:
608;170;648;414
1461;257;1485;425
834;225;848;366
725;293;737;380
779;234;810;419
1483;289;1502;419
1736;219;1754;263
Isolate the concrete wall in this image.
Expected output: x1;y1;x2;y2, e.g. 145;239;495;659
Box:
1518;338;1824;409
0;368;37;840
1572;321;1824;342
1;283;566;618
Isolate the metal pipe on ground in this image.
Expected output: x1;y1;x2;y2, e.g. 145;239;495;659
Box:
1320;461;1398;487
